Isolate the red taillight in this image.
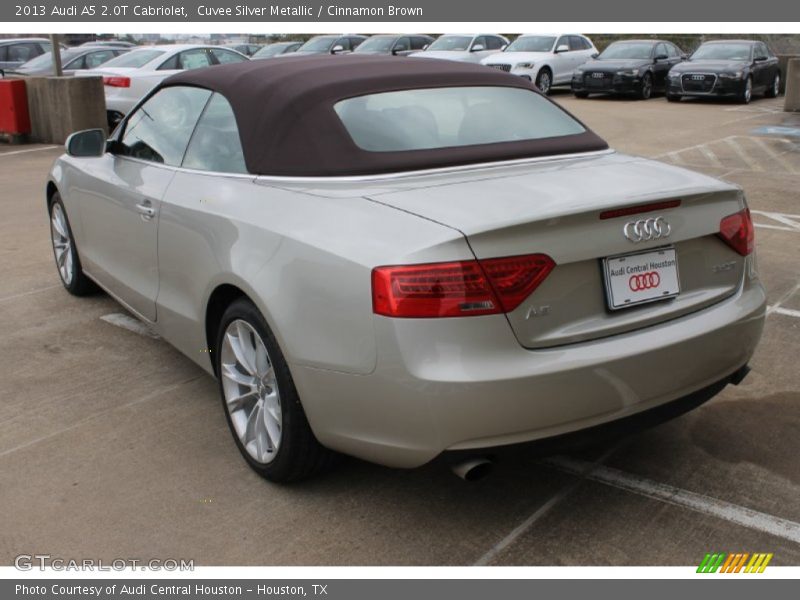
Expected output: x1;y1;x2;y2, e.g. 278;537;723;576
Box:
372;254;555;318
719;208;754;256
102;76;130;88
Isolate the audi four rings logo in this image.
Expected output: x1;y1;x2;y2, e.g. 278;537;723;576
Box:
623;216;671;242
691;74;706;80
629;271;661;292
592;72;604;78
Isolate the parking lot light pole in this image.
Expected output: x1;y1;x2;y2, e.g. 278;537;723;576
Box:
50;34;63;76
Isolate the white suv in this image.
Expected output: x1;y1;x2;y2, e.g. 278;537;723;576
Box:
481;34;597;94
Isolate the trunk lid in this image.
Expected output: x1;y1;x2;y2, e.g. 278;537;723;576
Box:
365;153;746;348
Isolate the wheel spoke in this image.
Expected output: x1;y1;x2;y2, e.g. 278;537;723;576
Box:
52;213;68;238
255;339;270;377
263;398;281;451
226;330;255;375
221;362;256;388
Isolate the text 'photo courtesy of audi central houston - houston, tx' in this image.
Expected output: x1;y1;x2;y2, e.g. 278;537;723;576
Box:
47;55;765;482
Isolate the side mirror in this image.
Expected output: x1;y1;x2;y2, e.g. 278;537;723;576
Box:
331;45;345;54
65;129;106;157
555;44;569;53
422;44;429;50
681;54;688;60
500;44;508;51
754;56;767;62
393;46;408;55
471;44;485;52
591;52;599;59
654;54;668;62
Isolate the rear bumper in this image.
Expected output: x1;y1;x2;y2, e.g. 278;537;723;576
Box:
293;279;766;468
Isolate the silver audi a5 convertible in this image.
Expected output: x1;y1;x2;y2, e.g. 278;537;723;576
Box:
47;56;766;481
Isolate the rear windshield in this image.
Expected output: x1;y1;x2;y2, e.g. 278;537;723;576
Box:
334;86;586;152
101;49;164;68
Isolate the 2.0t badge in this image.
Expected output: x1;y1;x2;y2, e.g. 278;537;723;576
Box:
623;216;671;243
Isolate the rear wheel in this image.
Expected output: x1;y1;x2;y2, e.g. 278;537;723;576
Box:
765;72;780;98
216;298;334;482
49;194;98;296
638;72;653;100
535;68;552;95
739;76;753;104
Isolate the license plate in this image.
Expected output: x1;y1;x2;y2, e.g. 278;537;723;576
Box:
603;247;680;310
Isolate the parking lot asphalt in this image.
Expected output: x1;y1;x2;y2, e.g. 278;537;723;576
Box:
1;93;798;567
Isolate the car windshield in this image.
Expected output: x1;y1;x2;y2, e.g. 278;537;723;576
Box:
100;49;164;68
296;37;336;53
335;86;585;152
505;36;556;53
691;43;752;61
599;43;654;60
253;43;291;58
18;48;82;69
354;36;396;53
426;36;472;52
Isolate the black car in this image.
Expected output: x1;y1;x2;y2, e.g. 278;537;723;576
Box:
572;40;686;99
352;34;434;56
666;40;781;104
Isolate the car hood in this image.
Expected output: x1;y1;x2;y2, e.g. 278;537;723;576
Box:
481;51;552;65
579;58;650;71
410;50;472;60
671;60;748;73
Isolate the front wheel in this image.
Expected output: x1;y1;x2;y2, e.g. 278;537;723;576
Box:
49;194;98;296
765;72;780;98
216;298;334;482
739;76;753;104
535;68;552;95
638;72;653;100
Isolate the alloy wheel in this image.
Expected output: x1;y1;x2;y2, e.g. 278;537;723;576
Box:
537;71;551;94
50;203;73;286
641;74;652;99
774;74;780;96
744;77;752;103
220;319;282;464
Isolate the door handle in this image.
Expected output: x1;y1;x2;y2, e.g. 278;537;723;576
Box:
135;201;156;221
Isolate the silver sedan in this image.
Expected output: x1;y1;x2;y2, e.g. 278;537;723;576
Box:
46;55;765;482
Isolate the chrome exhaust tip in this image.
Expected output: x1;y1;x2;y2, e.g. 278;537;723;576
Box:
451;457;493;481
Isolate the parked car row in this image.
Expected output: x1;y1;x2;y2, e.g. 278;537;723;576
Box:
571;39;781;104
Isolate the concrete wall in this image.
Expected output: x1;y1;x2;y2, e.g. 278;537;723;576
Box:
777;54;800;93
25;76;106;144
785;59;800;112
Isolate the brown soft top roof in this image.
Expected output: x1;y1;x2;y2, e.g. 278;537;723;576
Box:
162;54;608;176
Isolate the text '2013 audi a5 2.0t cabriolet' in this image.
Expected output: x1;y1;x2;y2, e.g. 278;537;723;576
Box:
47;55;765;482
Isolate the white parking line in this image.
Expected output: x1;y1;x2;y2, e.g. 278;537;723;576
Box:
0;145;58;157
0;284;61;304
542;456;800;545
99;313;160;339
770;306;800;319
473;445;621;566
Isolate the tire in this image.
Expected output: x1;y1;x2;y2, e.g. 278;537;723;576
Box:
215;298;334;482
638;72;653;100
49;193;98;296
574;91;589;98
739;76;753;104
535;68;553;95
765;72;780;98
666;94;681;102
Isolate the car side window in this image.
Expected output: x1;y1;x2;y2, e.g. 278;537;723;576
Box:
179;49;213;70
569;36;584;51
182;93;248;174
655;43;667;58
211;48;248;64
665;44;679;58
414;37;431;50
0;46;6;61
394;37;410;52
157;54;179;70
755;43;769;60
556;36;570;51
486;36;504;50
336;38;351;51
120;86;212;166
350;37;365;49
472;36;487;50
84;50;114;69
8;43;37;62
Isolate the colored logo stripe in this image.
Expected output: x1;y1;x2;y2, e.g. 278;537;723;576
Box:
698;552;773;573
